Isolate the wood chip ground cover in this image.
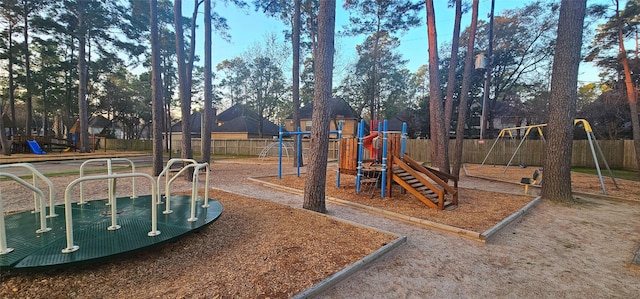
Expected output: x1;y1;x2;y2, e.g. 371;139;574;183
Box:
0;189;396;298
261;171;535;232
464;164;640;199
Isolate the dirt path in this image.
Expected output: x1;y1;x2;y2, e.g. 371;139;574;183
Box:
211;161;640;298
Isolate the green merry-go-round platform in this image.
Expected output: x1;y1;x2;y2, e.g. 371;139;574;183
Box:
0;158;222;270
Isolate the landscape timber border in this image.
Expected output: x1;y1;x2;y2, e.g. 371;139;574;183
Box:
249;175;541;243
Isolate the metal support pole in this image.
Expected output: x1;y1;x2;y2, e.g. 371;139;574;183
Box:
278;126;283;179
356;120;365;194
401;122;407;159
586;131;607;195
297;126;302;177
377;122;382;162
503;131;530;173
381;120;389;198
336;122;343;188
590;132;618;189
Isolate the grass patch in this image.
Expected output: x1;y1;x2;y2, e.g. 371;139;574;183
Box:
572;167;639;182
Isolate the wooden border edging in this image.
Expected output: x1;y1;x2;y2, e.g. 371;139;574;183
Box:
480;196;542;241
325;196;483;242
292;235;407;299
209;186;407;298
248;177;485;242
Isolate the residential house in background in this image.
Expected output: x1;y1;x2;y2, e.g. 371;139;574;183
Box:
171;104;281;140
285;98;360;137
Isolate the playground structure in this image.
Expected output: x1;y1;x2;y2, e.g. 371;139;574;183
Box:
0;158;222;269
337;120;458;210
11;135;76;154
260;141;298;161
273;119;458;210
277;125;342;179
481;119;618;195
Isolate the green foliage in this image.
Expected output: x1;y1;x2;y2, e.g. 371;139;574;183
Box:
216;36;290;133
337;31;414;120
342;0;422;36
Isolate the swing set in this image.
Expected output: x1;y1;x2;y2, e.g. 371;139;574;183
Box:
480;119;618;195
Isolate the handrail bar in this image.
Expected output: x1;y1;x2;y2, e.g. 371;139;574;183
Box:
160;160;210;222
164;163;198;215
156;158;198;203
0;172;51;237
402;155;458;196
79;158;137;205
62;172;159;254
0;163;57;218
190;162;210;221
391;157;444;202
193;162;211;209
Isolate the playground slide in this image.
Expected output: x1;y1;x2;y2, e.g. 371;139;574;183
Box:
27;140;46;155
362;132;379;159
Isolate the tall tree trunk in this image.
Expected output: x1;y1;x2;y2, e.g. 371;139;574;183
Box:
481;0;495;139
163;55;172;154
425;0;448;173
303;0;335;213
42;82;47;135
616;2;640;173
442;0;462;174
174;0;193;180
64;38;74;138
201;0;212;164
541;0;586;202
151;0;164;175
8;23;16;136
370;29;380;121
186;1;201;89
452;0;479;178
292;0;303;167
444;0;462;133
23;1;32;136
0;104;11;155
77;0;90;153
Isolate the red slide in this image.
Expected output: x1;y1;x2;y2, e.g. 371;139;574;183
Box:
362;132;379;159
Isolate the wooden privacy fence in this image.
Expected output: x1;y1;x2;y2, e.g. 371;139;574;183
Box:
106;137;637;170
405;139;637;170
172;138;341;159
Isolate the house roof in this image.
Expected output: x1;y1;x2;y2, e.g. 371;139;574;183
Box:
89;115;120;129
216;103;259;122
171;107;281;137
70;115;122;134
212;115;280;136
287;98;358;120
171;112;212;134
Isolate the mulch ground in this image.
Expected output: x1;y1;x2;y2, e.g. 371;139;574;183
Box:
261;171;535;232
464;164;640;200
0;189;397;298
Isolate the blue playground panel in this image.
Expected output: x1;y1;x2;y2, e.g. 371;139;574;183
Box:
0;194;222;269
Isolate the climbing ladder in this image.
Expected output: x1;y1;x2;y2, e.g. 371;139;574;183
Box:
390;154;458;210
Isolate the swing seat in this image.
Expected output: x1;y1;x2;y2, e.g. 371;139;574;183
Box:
520;169;542;194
